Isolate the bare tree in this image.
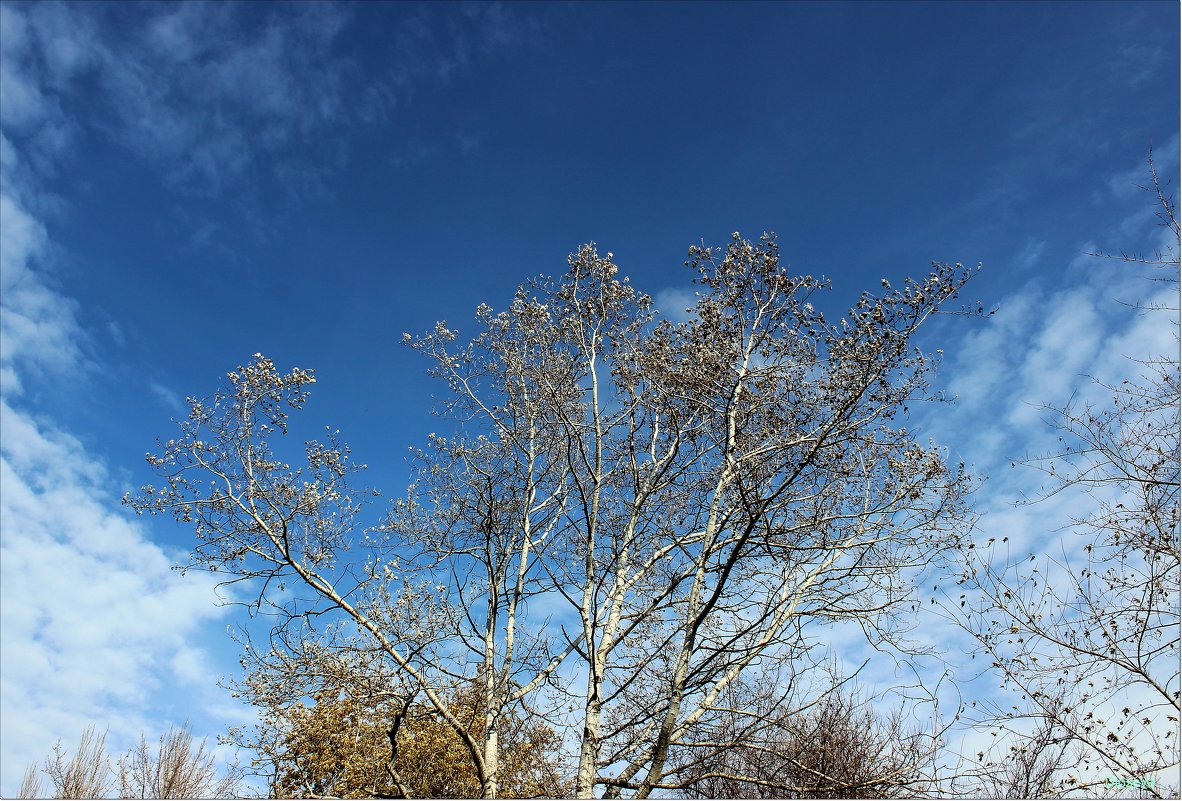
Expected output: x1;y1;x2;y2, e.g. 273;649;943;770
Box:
38;726;114;800
128;233;977;798
117;722;241;799
125;342;579;800
675;679;939;798
397;235;976;797
18;723;240;800
957;162;1180;796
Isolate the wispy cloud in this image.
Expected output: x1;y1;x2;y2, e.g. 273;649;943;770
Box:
1106;133;1179;201
148;379;186;417
0;3;547;788
381;2;535;99
1012;237;1046;271
934;265;1173;508
2;1;537;200
0;136;82;395
1;1;356;197
0;161;237;798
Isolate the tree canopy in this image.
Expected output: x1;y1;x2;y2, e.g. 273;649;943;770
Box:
128;232;981;798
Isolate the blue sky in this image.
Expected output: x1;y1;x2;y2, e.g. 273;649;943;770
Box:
0;0;1177;792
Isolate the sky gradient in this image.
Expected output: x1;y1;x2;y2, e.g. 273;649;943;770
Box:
0;0;1178;793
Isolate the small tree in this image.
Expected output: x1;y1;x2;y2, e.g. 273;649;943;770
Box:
116;723;241;799
676;681;937;798
19;723;239;800
27;727;112;800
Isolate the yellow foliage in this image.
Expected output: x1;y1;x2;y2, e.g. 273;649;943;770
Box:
269;682;566;798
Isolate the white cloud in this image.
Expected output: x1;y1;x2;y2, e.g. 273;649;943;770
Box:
0;397;233;794
936;253;1173;471
5;1;538;204
1006;286;1104;428
0;28;44;132
5;2;509;787
654;286;698;323
943;288;1039;420
0;183;241;788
